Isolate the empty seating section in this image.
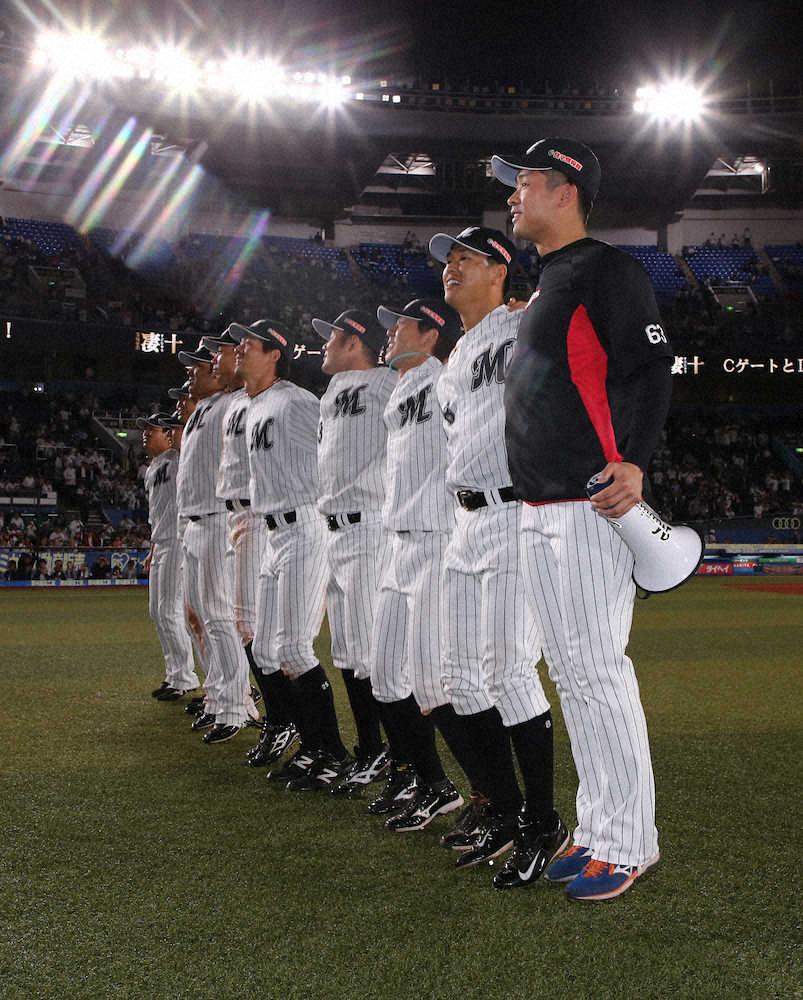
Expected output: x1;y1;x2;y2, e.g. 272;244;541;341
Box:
353;243;441;295
1;217;85;256
683;245;775;296
616;245;688;298
766;244;803;295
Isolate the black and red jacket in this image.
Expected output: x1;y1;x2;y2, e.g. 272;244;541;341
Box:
505;238;673;504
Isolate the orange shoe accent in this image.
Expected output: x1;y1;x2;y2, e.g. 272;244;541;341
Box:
581;859;614;879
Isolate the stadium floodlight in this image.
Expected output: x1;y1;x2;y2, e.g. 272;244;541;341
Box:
319;79;346;108
32;30;119;81
633;82;704;121
152;47;200;93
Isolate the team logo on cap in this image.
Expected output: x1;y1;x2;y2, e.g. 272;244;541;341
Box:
486;239;512;263
269;328;287;346
419;306;445;327
344;318;366;334
548;149;583;172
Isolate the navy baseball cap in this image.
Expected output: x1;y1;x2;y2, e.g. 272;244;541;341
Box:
177;344;215;367
229;318;294;360
377;298;463;345
201;325;239;351
312;309;386;356
136;411;172;429
491;137;601;200
167;379;191;400
157;413;183;428
429;226;516;270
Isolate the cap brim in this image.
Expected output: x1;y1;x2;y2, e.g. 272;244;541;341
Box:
376;306;407;330
312;318;342;341
177;351;210;366
135;417;160;429
167;387;188;399
227;322;253;344
429;233;494;264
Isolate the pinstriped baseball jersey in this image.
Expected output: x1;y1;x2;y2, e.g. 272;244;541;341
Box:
382;356;453;532
317;368;396;515
435;304;520;493
144;450;180;542
216;387;251;501
246;380;320;513
176;391;228;516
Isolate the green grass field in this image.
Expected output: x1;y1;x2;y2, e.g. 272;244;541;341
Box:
2;579;801;1000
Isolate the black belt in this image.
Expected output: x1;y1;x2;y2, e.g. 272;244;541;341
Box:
456;486;517;511
265;511;296;530
327;512;362;531
225;498;251;511
188;512;219;522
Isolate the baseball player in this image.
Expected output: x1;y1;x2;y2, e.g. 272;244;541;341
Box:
139;412;199;700
201;329;293;766
176;343;254;744
367;296;493;832
429;225;567;884
231;318;350;790
491;138;672;900
311;308;395;795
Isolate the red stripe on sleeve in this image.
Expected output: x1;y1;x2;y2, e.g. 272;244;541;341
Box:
566;304;622;464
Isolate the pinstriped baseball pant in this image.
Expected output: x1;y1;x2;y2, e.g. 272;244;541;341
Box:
252;510;328;679
441;502;551;726
227;506;265;644
182;516;251;727
326;518;386;682
371;529;451;713
148;538;198;691
520;500;659;868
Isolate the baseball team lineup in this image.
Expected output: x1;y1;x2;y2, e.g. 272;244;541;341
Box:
141;136;676;902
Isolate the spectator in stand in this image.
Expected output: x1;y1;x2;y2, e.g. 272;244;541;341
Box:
91;555;111;580
3;559;17;581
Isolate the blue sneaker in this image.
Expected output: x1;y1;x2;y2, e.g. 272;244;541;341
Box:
565;851;660;901
543;844;593;883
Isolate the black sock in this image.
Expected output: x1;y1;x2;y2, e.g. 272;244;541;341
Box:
374;700;406;763
260;670;297;728
509;710;554;824
453;707;522;816
430;703;491;797
294;665;346;758
245;642;273;719
379;696;445;785
341;669;383;757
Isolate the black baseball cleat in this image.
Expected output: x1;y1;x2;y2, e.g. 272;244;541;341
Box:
247;722;299;767
191;712;216;732
286;750;353;792
157;686;195;702
385;779;464;832
250;686;262;707
246;719;272;765
331;744;391;797
185;696;206;716
366;763;418;815
454;810;517;870
151;681;170;698
492;809;570;890
265;745;317;784
440;793;491;851
202;723;241;745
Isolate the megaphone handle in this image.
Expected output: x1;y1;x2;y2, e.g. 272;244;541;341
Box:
586;475;614;498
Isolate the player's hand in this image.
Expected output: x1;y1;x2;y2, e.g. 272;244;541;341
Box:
143;555;152;573
590;462;643;518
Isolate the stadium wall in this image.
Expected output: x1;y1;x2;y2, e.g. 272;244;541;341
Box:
667;208;803;253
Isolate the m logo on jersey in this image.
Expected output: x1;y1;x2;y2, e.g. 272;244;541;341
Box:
154;465;170;486
184;403;210;435
225;408;247;437
250;418;274;451
470;339;515;390
333;385;367;417
398;385;433;427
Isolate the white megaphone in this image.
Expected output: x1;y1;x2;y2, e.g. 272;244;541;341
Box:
586;474;704;594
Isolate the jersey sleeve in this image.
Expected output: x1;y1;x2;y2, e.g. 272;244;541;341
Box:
586;251;673;379
285;390;320;455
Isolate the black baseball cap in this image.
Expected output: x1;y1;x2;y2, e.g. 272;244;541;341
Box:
136;411;172;429
201;325;239;350
312;309;387;356
167;379;191;400
428;226;516;270
229;318;294;360
157;413;183;428
491;137;601;200
377;298;463;345
177;344;215;367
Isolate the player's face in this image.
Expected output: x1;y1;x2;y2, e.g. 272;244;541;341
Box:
212;344;238;386
385;316;425;366
321;328;358;375
187;362;217;397
166;425;182;450
508;168;559;241
234;333;276;382
176;395;194;424
442;246;499;308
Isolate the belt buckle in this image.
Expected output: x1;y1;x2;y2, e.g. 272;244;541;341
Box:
327;515;338;531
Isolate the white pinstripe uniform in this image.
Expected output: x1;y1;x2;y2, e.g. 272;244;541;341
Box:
248;380;328;679
318;368;396;681
177;391;252;727
144;449;198;692
436;304;550;726
371;356;455;712
217;387;265;645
